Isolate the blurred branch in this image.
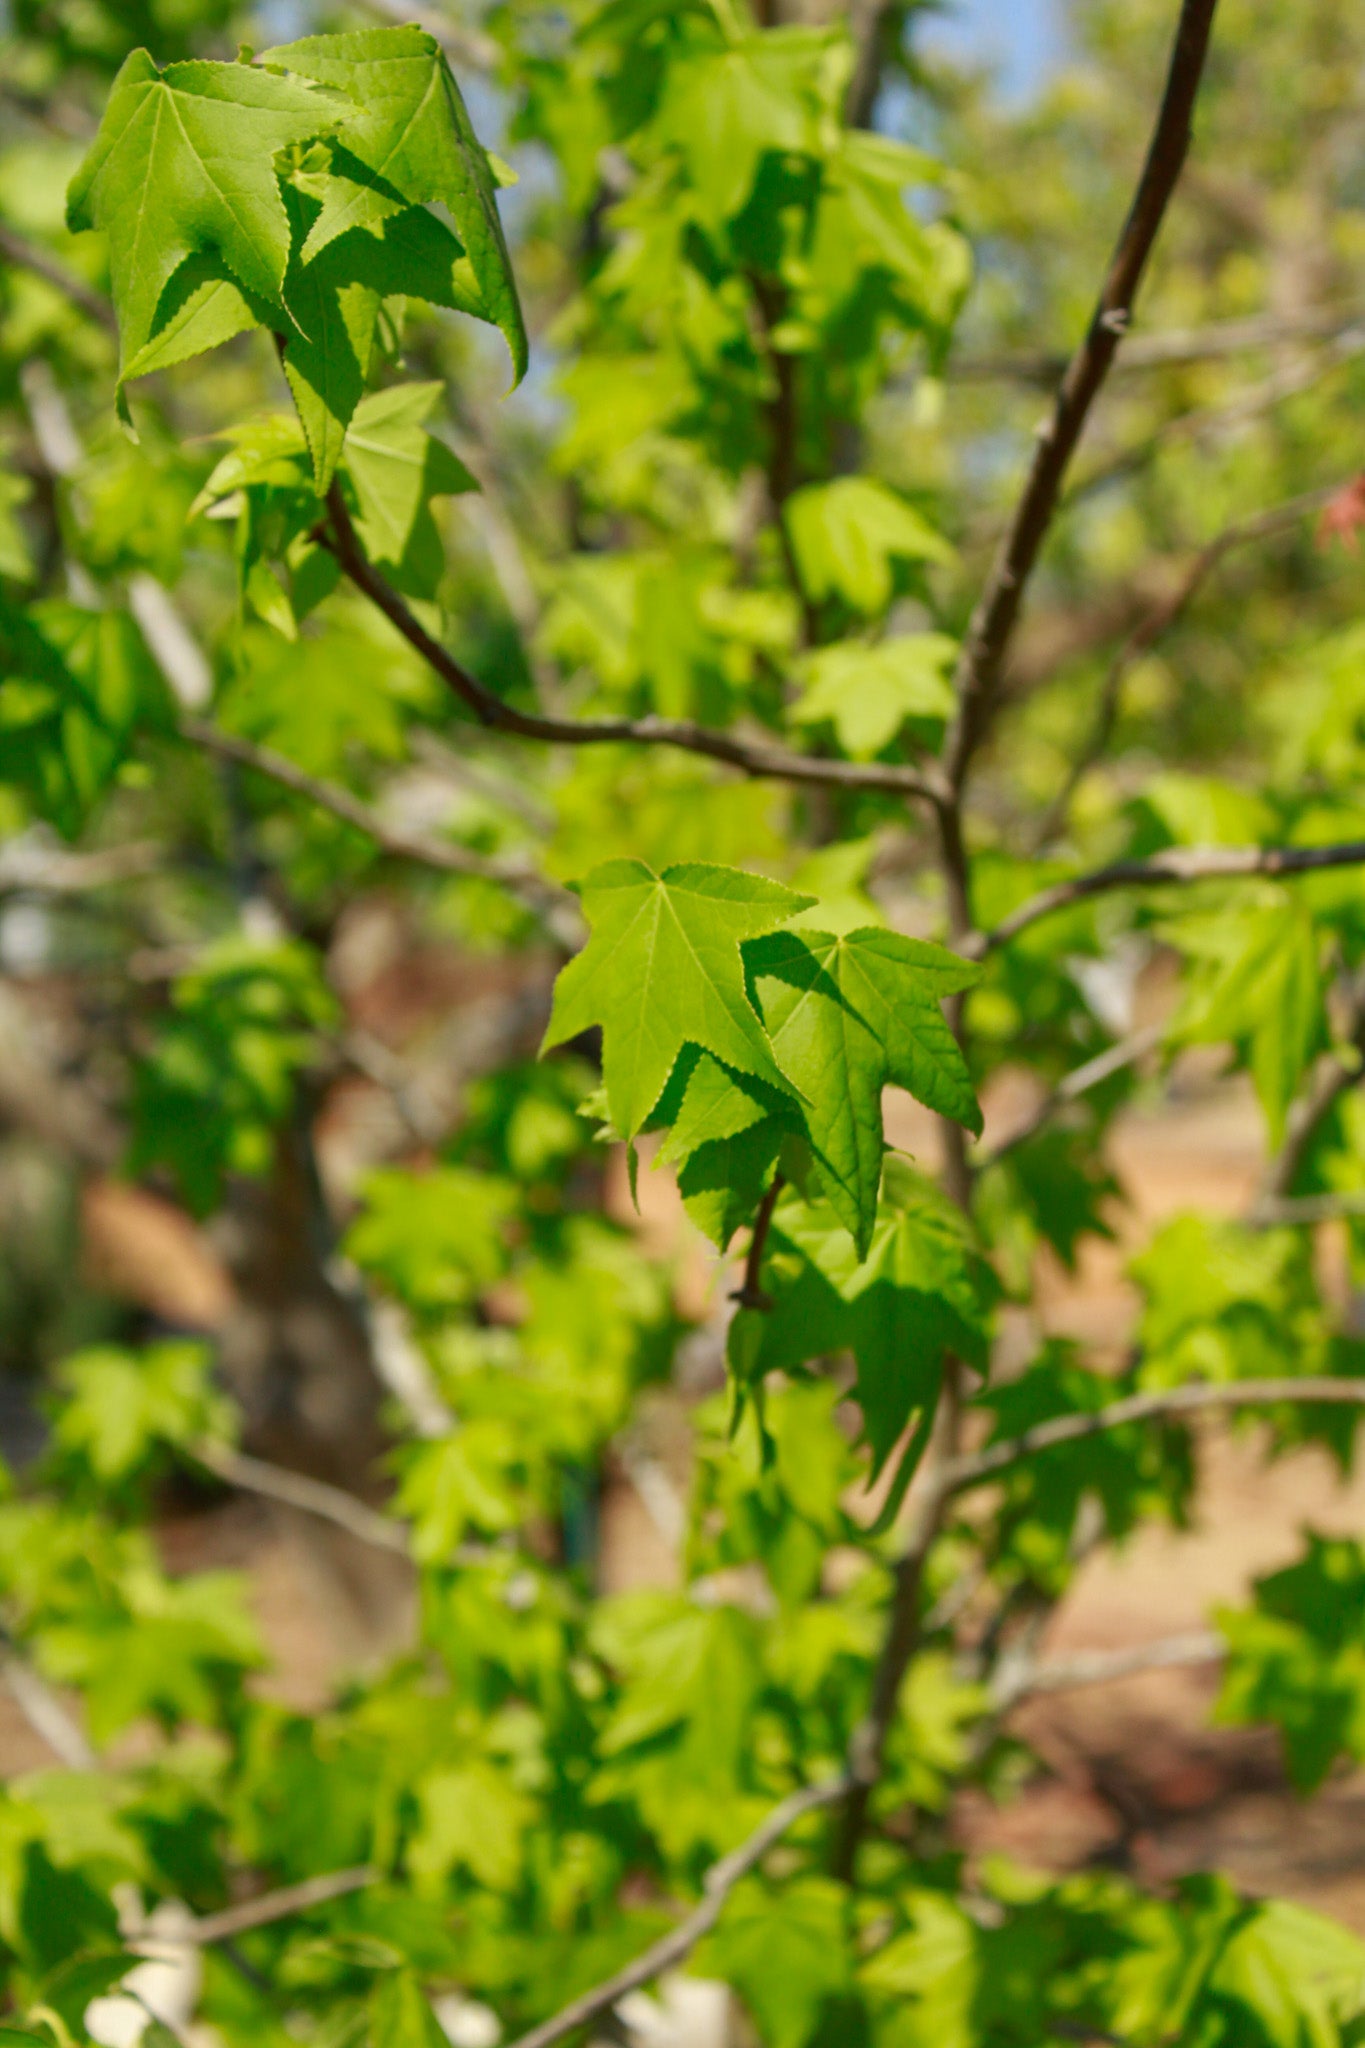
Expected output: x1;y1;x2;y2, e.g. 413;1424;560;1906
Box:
983;1024;1165;1167
1253;1189;1365;1228
0;836;161;895
0;221;116;332
1068;325;1365;508
946;1376;1365;1493
1;1630;98;1769
504;1775;854;2048
999;1629;1224;1711
135;1867;380;1948
1254;977;1365;1209
1033;481;1339;846
188;1440;411;1556
954;303;1365;383
178;717;582;944
945;0;1220;793
975;838;1365;956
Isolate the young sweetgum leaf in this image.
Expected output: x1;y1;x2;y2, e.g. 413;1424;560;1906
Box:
542;860;813;1141
257;27;528;384
746;926;982;1257
65;51;343;377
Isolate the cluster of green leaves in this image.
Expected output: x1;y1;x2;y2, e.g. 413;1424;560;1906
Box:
8;0;1365;2045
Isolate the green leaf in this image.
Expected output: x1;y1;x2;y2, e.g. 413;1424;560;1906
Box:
257;27;528;384
655;1051;798;1248
345;1165;514;1315
746;926;981;1256
703;1876;855;2048
542;861;813;1141
65;50;341;375
338;383;477;590
369;1970;453;2048
1216;1534;1365;1792
0;470;35;583
50;1341;227;1484
408;1761;533;1892
738;1167;991;1481
785;478;953;615
0;597;170;836
792;634;957;758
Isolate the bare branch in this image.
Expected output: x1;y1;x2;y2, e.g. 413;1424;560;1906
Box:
1255;977;1365;1208
945;0;1220;792
1;1634;98;1769
954;304;1365;384
143;1867;379;1947
177;717;582;944
1253;1189;1365;1228
1033;482;1337;846
188;1441;411;1556
503;1775;853;2048
998;1630;1224;1711
975;838;1365;957
0;220;117;332
945;1376;1365;1494
320;483;947;808
983;1023;1165;1168
1068;326;1365;510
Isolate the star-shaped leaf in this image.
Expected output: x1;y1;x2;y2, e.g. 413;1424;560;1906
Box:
732;1166;993;1487
66;50;341;376
258;27;528;384
792;633;956;758
340;382;478;594
746;926;981;1257
655;1048;801;1249
542;861;813;1141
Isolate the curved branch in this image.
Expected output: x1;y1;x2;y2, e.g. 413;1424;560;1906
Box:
975;838;1365;956
945;0;1220;790
0;220;117;332
321;484;946;808
1005;1630;1224;1709
178;718;582;944
946;1375;1365;1494
504;1774;853;2048
189;1441;411;1556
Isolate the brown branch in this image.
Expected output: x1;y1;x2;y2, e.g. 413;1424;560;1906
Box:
1033;482;1338;847
731;1172;786;1312
945;1376;1365;1494
944;0;1220;793
0;220;117;333
503;1775;853;2048
320;483;946;808
975;838;1365;957
188;1440;411;1556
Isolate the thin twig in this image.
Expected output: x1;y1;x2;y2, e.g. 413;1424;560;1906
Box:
503;1775;853;2048
999;1630;1224;1711
1;1633;99;1769
1254;976;1365;1208
320;483;947;808
1253;1189;1365;1228
1033;482;1338;846
945;0;1220;793
945;1376;1365;1494
983;1024;1166;1167
0;220;117;332
135;1868;380;1948
975;838;1365;957
731;1173;786;1312
188;1441;411;1556
954;304;1365;383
